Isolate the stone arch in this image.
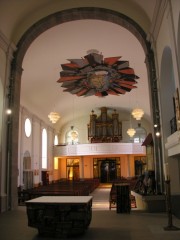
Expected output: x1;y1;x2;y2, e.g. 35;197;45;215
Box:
7;7;161;208
15;8;149;65
177;12;180;86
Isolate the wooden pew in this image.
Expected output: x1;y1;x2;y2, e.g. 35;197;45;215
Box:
18;178;100;205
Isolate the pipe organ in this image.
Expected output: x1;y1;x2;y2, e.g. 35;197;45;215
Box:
88;107;122;143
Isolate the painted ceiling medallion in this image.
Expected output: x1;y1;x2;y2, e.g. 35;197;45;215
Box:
57;52;139;97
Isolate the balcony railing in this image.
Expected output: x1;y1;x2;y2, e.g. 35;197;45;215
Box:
54;142;146;157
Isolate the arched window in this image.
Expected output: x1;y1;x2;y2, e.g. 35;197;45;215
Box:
54;134;58;145
133;123;147;143
66;126;79;145
24;118;32;137
42;128;47;169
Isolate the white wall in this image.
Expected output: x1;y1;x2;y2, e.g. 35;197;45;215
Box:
154;0;180;196
59;111;151;144
18;106;55;187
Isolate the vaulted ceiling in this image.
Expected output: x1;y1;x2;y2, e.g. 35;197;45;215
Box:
0;0;158;130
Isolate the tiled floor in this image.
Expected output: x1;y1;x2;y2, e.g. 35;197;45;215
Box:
0;187;180;239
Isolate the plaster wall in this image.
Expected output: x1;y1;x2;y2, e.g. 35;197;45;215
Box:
56;154;140;181
18;107;55;187
59;114;151;144
171;0;180;45
0;0;150;44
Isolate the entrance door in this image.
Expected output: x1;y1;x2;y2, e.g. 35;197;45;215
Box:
100;160;117;183
66;158;80;180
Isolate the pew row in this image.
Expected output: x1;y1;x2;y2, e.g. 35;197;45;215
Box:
18;178;99;205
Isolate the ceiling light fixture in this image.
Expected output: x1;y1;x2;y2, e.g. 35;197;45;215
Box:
127;128;136;137
127;113;136;137
48;112;60;124
131;108;144;120
70;126;78;140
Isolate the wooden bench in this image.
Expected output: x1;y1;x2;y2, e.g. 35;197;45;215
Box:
18;178;99;205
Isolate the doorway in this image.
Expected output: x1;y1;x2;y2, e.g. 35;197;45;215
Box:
66;158;80;180
100;160;116;183
93;158;120;183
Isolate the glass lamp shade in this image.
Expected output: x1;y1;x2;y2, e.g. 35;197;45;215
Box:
71;130;78;140
131;108;144;120
127;128;136;137
48;112;60;124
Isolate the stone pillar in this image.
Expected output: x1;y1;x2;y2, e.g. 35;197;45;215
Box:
0;31;16;212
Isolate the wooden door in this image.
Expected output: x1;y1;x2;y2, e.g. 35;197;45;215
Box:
100;160;117;183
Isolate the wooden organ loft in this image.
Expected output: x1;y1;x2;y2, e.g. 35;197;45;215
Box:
88;107;122;143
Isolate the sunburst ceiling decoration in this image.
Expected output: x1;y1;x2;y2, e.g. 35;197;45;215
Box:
57;52;139;97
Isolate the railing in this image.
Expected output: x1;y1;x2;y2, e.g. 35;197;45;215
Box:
54;142;146;157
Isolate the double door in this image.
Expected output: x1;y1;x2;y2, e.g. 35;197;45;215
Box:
100;160;117;183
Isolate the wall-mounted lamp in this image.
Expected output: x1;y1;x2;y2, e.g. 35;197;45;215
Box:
154;123;161;137
6;109;12;115
155;131;160;137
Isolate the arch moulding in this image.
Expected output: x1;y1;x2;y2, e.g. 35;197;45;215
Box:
7;7;162;209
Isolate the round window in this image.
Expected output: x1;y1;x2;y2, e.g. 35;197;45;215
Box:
25;118;32;137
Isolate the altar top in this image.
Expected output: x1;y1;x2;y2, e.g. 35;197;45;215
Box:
26;196;93;204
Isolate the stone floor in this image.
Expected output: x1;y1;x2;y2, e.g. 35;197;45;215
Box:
0;187;180;240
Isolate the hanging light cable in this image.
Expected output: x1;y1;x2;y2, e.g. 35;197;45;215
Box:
127;110;136;137
131;88;144;120
48;87;61;124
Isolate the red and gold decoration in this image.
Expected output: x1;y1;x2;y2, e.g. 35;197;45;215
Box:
57;52;139;97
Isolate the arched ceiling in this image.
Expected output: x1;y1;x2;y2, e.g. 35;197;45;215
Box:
0;0;158;131
21;19;150;129
0;0;157;41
